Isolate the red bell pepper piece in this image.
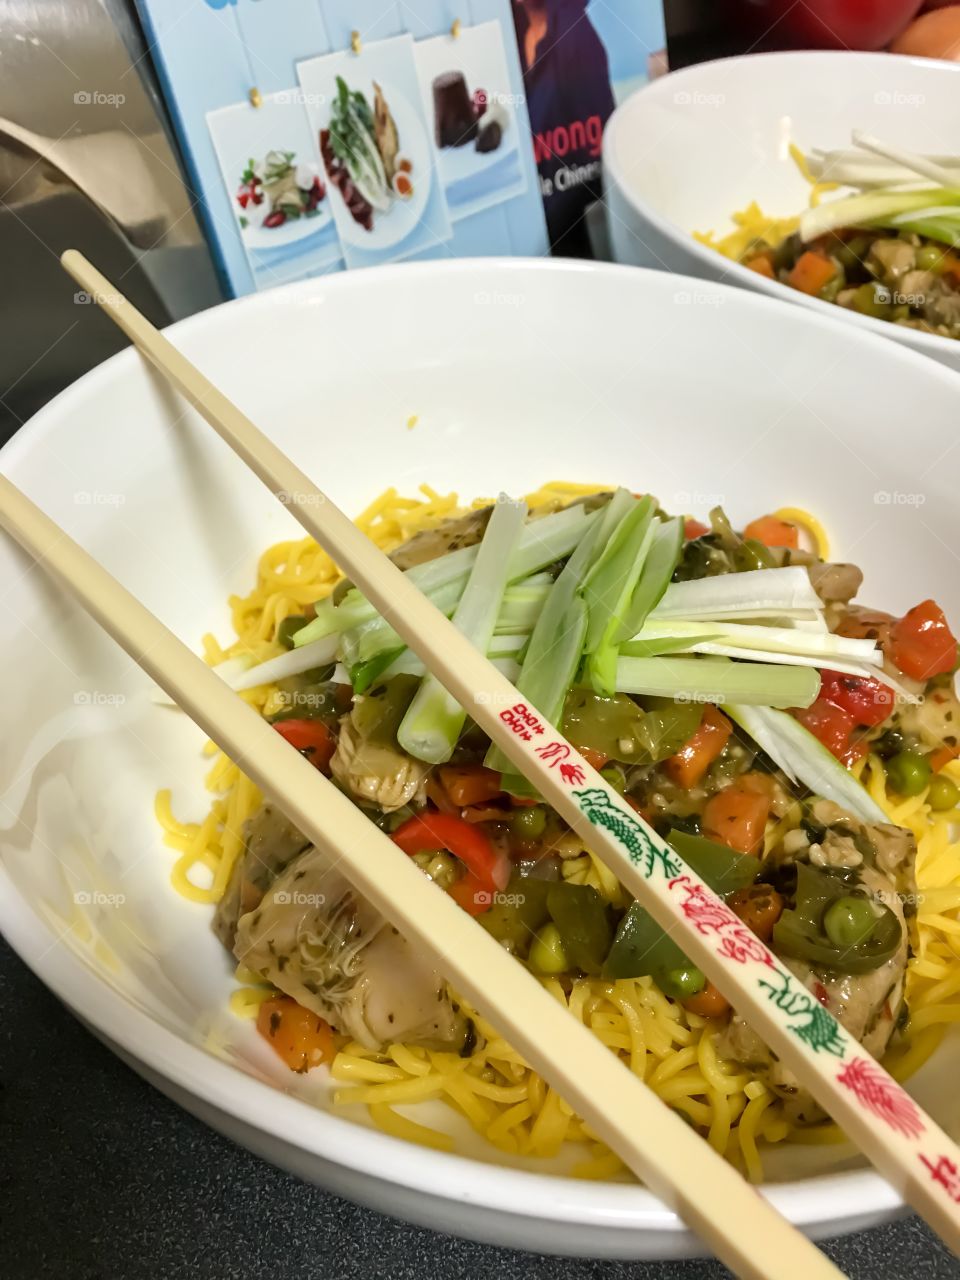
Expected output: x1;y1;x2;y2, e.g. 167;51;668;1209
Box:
391;813;508;915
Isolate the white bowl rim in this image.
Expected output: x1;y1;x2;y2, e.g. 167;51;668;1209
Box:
603;48;960;361
6;254;957;1237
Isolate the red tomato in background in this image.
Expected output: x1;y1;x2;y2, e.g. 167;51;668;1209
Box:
734;0;924;49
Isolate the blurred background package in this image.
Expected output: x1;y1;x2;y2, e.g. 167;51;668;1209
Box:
510;1;667;255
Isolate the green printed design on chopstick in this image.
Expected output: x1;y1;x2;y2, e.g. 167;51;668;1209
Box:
573;788;682;879
758;968;846;1057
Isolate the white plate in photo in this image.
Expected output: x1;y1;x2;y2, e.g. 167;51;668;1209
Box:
207;94;334;255
326;84;433;255
242;183;332;253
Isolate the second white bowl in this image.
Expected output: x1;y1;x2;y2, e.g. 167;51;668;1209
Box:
603;50;960;373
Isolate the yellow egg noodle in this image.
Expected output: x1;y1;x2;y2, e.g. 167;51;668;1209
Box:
694;143;839;262
155;484;960;1182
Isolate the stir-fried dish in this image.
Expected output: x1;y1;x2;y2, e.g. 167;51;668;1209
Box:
699;133;960;341
740;229;960;340
158;483;960;1180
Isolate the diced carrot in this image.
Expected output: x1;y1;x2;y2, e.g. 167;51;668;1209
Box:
745;252;775;279
663;705;732;790
683;981;730;1019
702;781;771;855
728;884;784;943
930;745;960;774
735;771;777;798
439;764;503;808
940;254;960;285
580;746;610;771
684;518;710;540
257;996;335;1073
743;515;799;549
787;251;836;296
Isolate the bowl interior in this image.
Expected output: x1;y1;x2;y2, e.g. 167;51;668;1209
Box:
603;51;960;360
2;260;960;1227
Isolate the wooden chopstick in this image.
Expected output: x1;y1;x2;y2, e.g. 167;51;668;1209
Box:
56;251;960;1256
0;476;840;1280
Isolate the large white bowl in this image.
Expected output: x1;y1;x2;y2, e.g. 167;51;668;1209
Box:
2;260;960;1258
604;51;960;373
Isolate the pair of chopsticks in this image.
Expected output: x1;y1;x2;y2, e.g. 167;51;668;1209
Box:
1;251;956;1274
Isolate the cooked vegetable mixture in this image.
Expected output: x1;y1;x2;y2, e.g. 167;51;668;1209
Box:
705;132;960;341
742;229;960;340
158;483;960;1178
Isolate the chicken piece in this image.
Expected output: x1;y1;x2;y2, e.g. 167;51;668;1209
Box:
389;506;492;571
806;798;916;884
330;712;429;812
234;844;470;1051
833;605;894;644
213;804;312;949
899;269;936;303
898;684;960;752
373;82;400;185
923;285;960;332
868;238;916;284
807;560;863;605
719;801;915;1124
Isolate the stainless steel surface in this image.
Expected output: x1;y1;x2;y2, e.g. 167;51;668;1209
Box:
0;0;222;435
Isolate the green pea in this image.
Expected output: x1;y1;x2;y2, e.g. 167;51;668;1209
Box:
886;750;932;797
275;615;309;648
917;244;945;273
851;282;893;319
823;895;879;949
529;923;569;975
657;965;706;999
599;764;626;794
928;774;960;812
510;806;547;840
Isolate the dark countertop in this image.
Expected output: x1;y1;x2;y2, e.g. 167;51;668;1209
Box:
2;938;957;1280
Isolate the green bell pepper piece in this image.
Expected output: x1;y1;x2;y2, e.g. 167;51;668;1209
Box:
547;882;612;976
604;830;762;980
478;874;550;953
773;862;902;975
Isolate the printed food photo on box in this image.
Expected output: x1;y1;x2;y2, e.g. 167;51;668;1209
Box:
207;89;342;290
413;21;528;224
297;34;454;269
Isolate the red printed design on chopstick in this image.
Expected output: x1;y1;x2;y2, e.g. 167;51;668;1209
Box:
534;740;586;786
920;1154;960;1202
837;1057;925;1139
668;875;777;969
499;701;546;741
